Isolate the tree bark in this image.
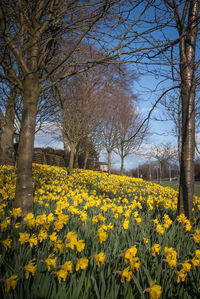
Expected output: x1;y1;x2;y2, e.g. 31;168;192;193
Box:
63;134;69;166
83;149;89;169
178;81;195;219
74;142;80;168
120;144;124;175
159;165;162;184
177;0;198;219
68;142;76;174
14;73;40;215
178;95;182;166
120;156;124;176
107;150;111;175
0;89;16;165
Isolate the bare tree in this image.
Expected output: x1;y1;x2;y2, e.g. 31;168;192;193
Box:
143;143;178;183
163;0;199;218
55;69;107;174
114;93;146;175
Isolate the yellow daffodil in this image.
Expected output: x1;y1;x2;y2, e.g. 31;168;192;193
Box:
1;217;11;231
11;208;22;220
122;219;129;230
124;246;137;263
65;232;78;250
2;237;12;250
76;240;85;252
49;232;58;243
38;229;48;242
149;280;162;299
98;230;107;243
193;229;200;243
76;258;88;271
24;259;37;279
177;269;187;283
19;232;30;245
56;269;68;283
164;247;177;269
6;275;19;292
62;261;73;273
55;260;72;283
156;224;165;235
53;240;65;253
29;234;38;248
129;256;140;271
135;217;142;225
24;213;35;229
121;266;132;283
151;244;161;257
45;254;57;271
95;252;105;267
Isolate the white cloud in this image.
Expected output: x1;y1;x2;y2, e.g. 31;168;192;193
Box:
34;131;63;150
196;133;200;143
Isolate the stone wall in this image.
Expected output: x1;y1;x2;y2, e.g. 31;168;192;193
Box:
32;148;65;167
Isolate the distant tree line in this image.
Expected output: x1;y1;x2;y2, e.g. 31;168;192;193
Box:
127;159;200;181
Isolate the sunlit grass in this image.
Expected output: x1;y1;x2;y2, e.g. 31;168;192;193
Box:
159;181;200;197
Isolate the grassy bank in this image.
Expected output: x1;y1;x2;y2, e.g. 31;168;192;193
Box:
1;165;200;298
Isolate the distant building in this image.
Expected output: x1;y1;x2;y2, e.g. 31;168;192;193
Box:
98;162;108;172
0;129;19;145
13;132;19;144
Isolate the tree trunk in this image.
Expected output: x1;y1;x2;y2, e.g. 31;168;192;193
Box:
107;150;111;175
120;144;124;175
83;149;89;169
14;73;40;216
177;0;198;219
120;155;124;175
74;142;80;168
178;82;195;219
68;143;76;174
63;134;69;166
178;95;182;166
159;165;162;184
0;89;16;165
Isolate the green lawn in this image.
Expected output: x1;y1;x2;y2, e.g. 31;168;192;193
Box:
159;181;200;197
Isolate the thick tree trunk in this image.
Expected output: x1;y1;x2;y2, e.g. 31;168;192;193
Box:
178;96;182;166
63;134;69;166
178;82;195;219
68;143;76;174
74;142;80;168
177;0;198;219
14;74;39;215
83;150;89;169
0;89;16;165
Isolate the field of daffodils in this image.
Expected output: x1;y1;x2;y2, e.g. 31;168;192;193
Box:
1;164;200;298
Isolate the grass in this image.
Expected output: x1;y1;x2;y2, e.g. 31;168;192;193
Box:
159;181;200;197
